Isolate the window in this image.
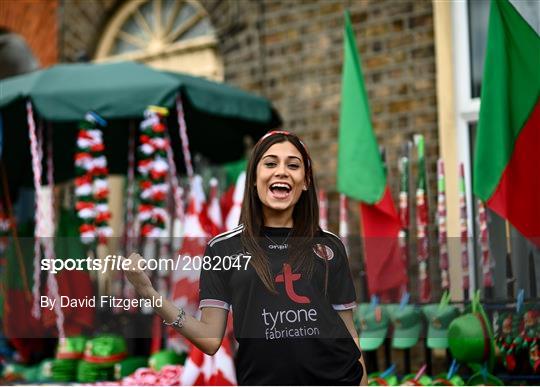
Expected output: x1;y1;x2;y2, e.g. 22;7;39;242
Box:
95;0;223;80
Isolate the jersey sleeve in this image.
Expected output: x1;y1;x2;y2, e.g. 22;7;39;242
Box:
198;243;232;311
327;235;357;311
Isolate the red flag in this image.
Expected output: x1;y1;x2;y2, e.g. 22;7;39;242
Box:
359;187;406;296
205;178;224;236
169;176;209;352
220;184;235;223
180;339;236;386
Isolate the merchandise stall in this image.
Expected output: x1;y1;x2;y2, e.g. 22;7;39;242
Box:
0;60;280;385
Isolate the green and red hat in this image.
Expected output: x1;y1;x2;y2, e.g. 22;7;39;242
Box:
448;291;496;371
56;336;87;360
354;303;390;351
83;335;127;365
422;292;460;349
387;304;422;349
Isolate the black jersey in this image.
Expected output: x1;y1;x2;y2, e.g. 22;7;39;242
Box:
199;224;363;385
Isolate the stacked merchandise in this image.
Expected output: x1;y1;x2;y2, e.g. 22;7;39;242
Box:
118;350;185;385
367;364;466;386
77;335;128;382
90;349;186;386
1;359;54;383
495;306;540;374
366;365;502;386
51;336;87;382
354;292;540;385
114;356;148;380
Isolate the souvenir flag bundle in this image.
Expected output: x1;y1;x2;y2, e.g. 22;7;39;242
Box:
74;112;112;244
138;106;170;238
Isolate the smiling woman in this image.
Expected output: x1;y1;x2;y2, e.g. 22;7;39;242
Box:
256;141;307;226
124;131;367;385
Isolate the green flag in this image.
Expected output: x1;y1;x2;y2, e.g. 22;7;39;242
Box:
337;11;406;297
337;12;386;203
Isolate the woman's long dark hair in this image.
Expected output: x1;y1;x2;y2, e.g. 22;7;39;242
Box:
239;131;322;294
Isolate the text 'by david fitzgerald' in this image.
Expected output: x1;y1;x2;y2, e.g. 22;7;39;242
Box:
40;296;163;311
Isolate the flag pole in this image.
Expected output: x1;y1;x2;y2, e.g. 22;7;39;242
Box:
356;216;370;303
505;220;515;299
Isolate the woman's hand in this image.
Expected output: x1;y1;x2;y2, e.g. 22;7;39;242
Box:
123;252;154;298
122;252;227;356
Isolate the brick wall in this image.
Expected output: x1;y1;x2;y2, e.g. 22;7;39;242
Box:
0;0;59;66
204;0;440;299
59;0;440;300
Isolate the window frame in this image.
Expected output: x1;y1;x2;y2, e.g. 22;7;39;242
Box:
451;0;481;294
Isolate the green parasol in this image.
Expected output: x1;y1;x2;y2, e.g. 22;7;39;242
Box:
0;61;278;123
0;60;281;190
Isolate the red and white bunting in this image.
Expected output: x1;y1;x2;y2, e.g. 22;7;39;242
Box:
437;159;450;291
27;101;65;337
176;96;194;179
415;135;430;302
459;163;470;293
74;113;112;244
477;200;494;288
207;178;224;236
398;153;410;296
137;107;169;238
225;172;245;231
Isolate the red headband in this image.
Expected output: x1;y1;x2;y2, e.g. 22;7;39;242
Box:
257;130;311;168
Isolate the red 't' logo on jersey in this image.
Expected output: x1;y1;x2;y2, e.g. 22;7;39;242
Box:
275;263;310;304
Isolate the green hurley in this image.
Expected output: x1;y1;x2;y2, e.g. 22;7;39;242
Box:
367;372;398;386
448;291;496;371
400;373;432;386
431;373;465;386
